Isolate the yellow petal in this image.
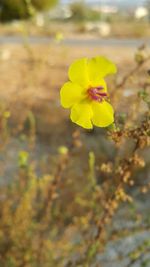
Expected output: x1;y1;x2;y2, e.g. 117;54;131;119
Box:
88;56;117;83
92;101;114;127
89;78;108;92
60;82;84;108
70;101;93;129
68;58;90;88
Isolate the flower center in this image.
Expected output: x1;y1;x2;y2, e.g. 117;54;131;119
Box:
87;86;108;102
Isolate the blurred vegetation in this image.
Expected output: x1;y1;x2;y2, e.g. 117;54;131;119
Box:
70;1;101;21
0;38;150;266
0;2;149;266
146;0;150;21
0;0;58;21
0;0;149;38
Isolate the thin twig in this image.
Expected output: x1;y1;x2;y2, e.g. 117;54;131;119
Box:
116;55;150;89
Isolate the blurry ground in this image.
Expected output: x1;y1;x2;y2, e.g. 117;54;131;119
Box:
0;20;150;38
0;40;150;266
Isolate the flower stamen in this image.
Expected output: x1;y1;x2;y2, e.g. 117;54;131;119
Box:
88;86;108;102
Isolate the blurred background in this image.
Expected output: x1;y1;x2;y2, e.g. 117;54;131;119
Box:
0;0;150;267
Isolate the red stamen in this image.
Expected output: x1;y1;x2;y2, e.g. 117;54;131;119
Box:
88;86;108;102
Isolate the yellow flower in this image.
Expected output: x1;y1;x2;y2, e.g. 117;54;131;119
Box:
60;56;117;129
